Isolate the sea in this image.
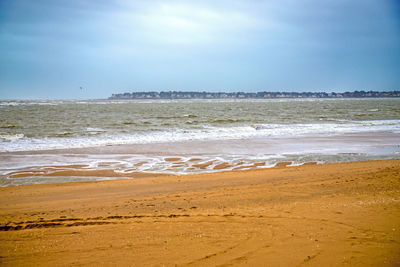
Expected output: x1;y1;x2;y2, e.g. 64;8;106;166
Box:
1;98;400;186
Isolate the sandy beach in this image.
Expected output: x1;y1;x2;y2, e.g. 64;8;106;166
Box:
0;159;399;266
2;0;400;264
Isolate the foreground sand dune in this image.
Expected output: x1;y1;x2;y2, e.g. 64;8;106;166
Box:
0;160;399;266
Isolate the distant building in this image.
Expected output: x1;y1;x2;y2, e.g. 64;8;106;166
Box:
109;90;400;100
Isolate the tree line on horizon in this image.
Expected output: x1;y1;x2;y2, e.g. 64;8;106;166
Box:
109;90;400;100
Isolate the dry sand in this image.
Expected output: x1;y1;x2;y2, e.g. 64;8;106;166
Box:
0;160;399;266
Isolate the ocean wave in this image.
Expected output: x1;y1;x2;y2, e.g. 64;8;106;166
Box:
0;125;17;129
86;127;107;133
0;133;24;141
0;120;399;152
0;101;61;107
49;131;79;137
183;114;197;118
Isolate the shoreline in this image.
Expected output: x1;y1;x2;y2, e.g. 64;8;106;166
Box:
0;158;396;188
2;131;400;187
2;156;398;187
1;159;399;266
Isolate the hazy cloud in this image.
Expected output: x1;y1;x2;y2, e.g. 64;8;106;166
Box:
0;0;399;98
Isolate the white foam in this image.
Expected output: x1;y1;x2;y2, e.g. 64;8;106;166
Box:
0;120;399;152
1;148;400;186
0;133;24;141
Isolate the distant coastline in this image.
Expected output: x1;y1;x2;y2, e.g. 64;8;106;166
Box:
109;90;400;99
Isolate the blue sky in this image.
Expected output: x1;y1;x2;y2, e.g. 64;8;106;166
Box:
0;0;399;99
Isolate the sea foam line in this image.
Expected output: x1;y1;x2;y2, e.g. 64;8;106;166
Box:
0;120;399;152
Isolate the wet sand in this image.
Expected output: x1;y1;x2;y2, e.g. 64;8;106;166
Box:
0;160;399;266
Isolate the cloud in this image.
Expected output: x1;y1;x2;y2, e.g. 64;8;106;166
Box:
0;0;399;98
111;1;264;45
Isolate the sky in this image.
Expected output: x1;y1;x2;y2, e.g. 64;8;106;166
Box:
0;0;399;99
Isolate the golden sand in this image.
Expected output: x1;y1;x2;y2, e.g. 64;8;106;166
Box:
192;160;215;169
0;160;399;266
164;157;182;162
213;162;233;170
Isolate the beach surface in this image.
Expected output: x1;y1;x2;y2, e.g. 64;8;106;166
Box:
1;160;399;266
